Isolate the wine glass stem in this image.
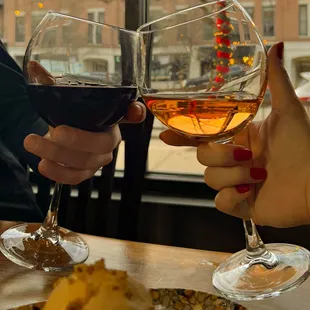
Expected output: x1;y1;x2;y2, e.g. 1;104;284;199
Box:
35;182;63;242
242;201;278;268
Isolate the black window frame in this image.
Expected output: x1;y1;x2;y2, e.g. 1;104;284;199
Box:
114;0;216;203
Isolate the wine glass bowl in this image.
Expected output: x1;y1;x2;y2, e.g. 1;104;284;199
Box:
25;12;139;132
0;11;140;272
137;0;310;301
138;0;267;144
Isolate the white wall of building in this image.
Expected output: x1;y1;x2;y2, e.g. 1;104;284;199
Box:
284;41;310;86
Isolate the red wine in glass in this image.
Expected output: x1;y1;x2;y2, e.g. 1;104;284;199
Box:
27;84;138;132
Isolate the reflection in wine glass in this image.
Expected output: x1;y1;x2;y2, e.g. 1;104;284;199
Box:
137;0;310;301
0;11;140;272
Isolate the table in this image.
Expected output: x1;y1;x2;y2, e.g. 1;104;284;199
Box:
1;221;310;310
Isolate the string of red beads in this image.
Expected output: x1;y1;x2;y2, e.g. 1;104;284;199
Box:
212;0;233;90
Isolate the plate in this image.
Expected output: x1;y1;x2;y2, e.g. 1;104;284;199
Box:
11;289;248;310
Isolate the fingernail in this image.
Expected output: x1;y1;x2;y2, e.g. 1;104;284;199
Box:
233;148;252;161
250;167;267;180
277;42;284;60
236;184;250;194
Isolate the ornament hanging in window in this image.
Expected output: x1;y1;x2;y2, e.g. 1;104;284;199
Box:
212;0;233;91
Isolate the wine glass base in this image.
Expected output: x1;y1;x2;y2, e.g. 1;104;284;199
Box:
212;243;310;301
0;223;89;272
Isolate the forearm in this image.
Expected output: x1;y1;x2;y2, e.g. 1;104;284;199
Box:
0;43;49;171
0;95;48;171
0;64;48;171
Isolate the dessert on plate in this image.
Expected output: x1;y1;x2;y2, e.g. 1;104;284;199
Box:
12;260;248;310
43;259;153;310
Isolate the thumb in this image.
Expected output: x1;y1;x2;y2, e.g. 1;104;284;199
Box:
268;42;300;110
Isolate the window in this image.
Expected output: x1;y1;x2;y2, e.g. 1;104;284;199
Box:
31;14;45;34
41;28;56;47
88;11;105;44
244;7;254;19
2;0;310;188
299;4;308;36
262;6;275;37
204;22;214;40
15;15;25;42
62;22;70;42
242;7;254;41
230;18;240;42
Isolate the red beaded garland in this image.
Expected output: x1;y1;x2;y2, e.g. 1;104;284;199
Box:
212;0;233;90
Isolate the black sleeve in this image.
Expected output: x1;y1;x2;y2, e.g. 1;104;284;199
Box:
0;46;48;172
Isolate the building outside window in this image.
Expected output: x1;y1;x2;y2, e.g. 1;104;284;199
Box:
262;6;275;37
88;10;105;44
3;0;310;178
31;13;45;34
299;4;308;36
244;6;254;19
15;15;25;42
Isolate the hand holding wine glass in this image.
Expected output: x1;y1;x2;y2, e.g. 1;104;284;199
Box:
161;42;310;228
24;61;145;185
137;1;310;301
0;12;141;272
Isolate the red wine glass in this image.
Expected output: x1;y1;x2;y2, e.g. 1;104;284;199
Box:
0;11;140;271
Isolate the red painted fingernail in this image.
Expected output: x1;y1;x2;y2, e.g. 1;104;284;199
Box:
277;42;284;60
233;148;252;161
236;184;250;194
250;168;267;180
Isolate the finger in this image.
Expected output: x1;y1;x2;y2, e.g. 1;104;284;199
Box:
268;43;301;111
24;134;113;170
197;142;252;167
38;159;96;185
27;61;55;85
159;130;199;147
48;125;121;154
121;101;146;124
215;186;252;218
204;167;267;191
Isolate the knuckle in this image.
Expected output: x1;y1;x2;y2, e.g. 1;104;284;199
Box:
97;153;113;168
234;167;247;183
55;125;75;144
79;170;95;184
52;125;64;138
100;128;121;154
67;174;83;186
215;190;233;212
204;168;215;188
197;145;207;165
111;126;122;148
104;152;113;165
204;168;222;190
86;169;95;179
214;192;225;211
78;155;92;170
